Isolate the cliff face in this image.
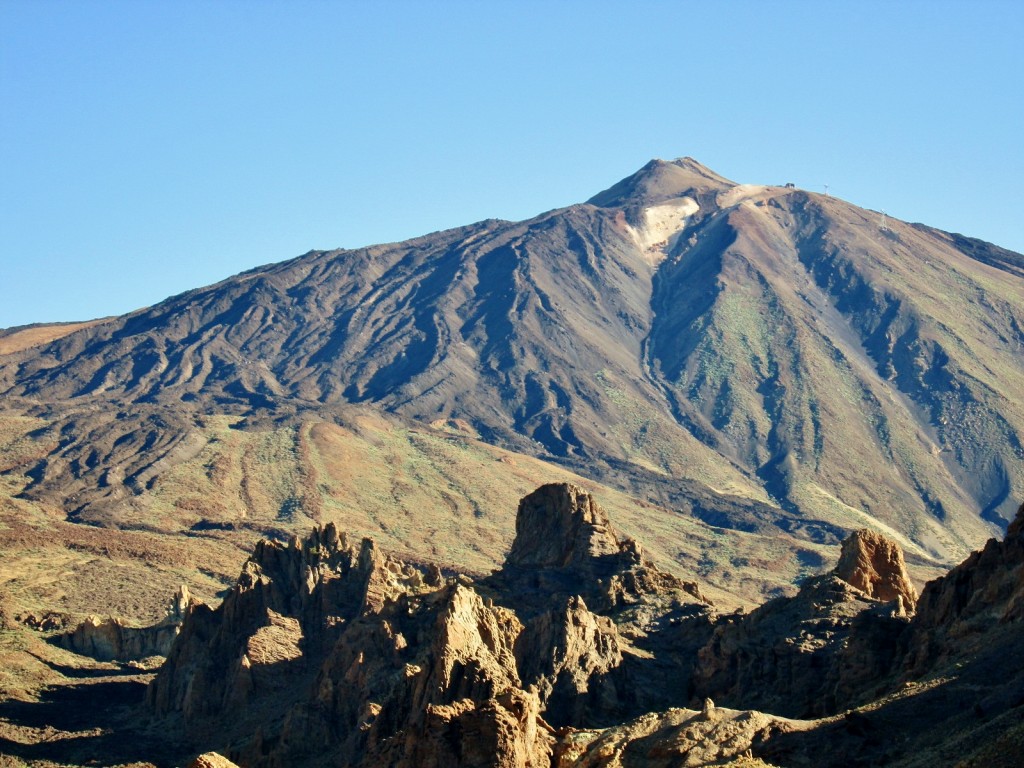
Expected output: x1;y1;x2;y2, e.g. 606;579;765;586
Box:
149;483;711;766
150;491;1024;768
907;501;1024;672
58;585;191;661
691;524;918;718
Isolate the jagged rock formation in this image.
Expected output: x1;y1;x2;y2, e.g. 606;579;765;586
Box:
835;529;918;609
507;483;625;569
281;582;553;768
144;490;1024;767
693;572;909;718
554;705;806;768
692;527;917;718
556;505;1024;767
149;484;709;765
148;525;438;725
493;482;707;614
58;585;191;661
688;528;929;720
906;501;1024;672
189;754;240;768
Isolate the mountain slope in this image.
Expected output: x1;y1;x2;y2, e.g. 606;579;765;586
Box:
1;158;1022;570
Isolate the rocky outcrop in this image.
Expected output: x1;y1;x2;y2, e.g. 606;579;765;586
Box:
491;484;714;725
692;529;918;718
835;529;918;610
693;574;908;718
564;507;1024;767
493;483;708;614
906;501;1024;672
188;754;240;768
276;583;553;768
148;484;710;766
507;483;625;570
515;595;623;727
554;704;808;768
147;491;1024;767
147;524;439;729
58;585;191;661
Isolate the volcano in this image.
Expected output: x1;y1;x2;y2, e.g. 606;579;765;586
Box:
1;158;1022;611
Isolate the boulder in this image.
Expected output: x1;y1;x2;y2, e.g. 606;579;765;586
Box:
188;753;240;768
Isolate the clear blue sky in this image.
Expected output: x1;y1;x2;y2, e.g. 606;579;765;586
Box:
2;0;1022;328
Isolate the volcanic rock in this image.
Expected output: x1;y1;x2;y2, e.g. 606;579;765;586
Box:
835;529;918;610
906;501;1024;671
188;754;240;768
137;491;1024;766
494;483;708;613
506;483;629;570
553;705;807;768
692;529;921;717
148;484;713;765
147;524;436;727
58;584;192;661
514;595;623;727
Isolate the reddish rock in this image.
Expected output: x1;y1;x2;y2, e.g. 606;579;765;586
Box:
506;483;625;570
835;529;918;611
188;753;239;768
59;584;192;661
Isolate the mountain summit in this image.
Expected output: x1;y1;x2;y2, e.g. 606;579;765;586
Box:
1;158;1022;581
587;156;735;208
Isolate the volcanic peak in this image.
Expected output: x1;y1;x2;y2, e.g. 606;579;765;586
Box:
586;156;735;209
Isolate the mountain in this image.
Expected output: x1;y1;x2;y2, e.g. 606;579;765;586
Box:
1;158;1022;614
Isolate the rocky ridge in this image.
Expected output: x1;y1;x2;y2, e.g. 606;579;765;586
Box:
57;585;192;662
148;487;1024;767
148;484;713;765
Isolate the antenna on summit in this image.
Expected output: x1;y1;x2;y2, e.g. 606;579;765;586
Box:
823;183;830;197
879;210;888;231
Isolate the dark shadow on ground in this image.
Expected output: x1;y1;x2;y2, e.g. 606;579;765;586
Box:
0;676;181;767
30;649;142;679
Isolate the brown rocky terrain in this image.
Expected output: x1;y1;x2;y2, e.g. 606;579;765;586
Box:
0;321;109;357
2;486;1022;766
144;484;713;766
6;485;1013;767
54;586;191;662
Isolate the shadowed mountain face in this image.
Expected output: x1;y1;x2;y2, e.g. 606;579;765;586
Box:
1;158;1022;567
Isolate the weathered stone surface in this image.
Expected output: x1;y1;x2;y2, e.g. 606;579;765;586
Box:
58;584;192;661
552;706;806;768
269;582;553;767
835;529;918;610
147;523;437;730
507;483;625;570
188;753;240;768
906;501;1024;671
692;531;922;718
493;483;708;614
693;574;905;718
148;485;706;766
516;595;623;727
145;491;1024;768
